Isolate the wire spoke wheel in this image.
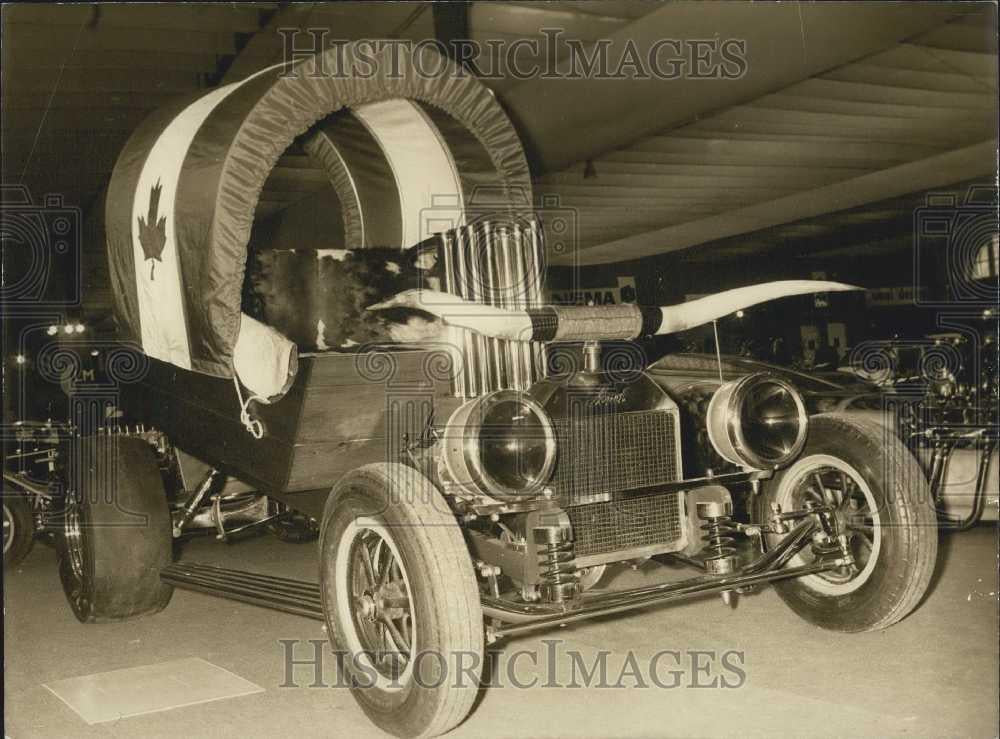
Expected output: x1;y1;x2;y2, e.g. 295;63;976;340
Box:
320;464;484;737
781;456;882;593
756;414;937;632
346;527;415;680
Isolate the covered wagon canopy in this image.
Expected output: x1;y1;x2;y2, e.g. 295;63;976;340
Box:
106;41;532;378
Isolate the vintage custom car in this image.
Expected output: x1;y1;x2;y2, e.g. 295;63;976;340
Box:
51;43;943;738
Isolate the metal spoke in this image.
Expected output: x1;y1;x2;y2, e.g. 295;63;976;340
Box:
838;493;856;512
360;543;377;589
378;546;393;588
812;472;830;504
374;621;386;663
804;486;825;505
401;613;410;647
383;615;409;653
853;529;875;552
837;471;853;508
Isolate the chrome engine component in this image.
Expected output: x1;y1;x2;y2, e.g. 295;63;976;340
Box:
440;220;547;397
533;511;579;603
442;390;557;502
697;500;738;575
706;373;808;470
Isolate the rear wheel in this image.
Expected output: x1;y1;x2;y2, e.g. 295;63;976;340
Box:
3;491;35;568
320;463;483;738
756;413;937;632
57;436;174;623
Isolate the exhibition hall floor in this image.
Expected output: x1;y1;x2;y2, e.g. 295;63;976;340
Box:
4;526;997;738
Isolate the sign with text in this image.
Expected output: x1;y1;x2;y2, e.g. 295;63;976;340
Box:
549;276;637;306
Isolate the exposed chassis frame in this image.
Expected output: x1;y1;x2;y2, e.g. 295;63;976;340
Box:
918;424;998;530
160;516;845;642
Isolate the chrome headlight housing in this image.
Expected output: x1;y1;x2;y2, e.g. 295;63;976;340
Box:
706;373;808;470
443;390;557;501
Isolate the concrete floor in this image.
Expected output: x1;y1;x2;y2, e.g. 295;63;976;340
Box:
4;526;998;739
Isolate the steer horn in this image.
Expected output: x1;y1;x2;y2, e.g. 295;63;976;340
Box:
368;280;861;342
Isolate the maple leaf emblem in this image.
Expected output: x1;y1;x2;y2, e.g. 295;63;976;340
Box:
137;180;167;280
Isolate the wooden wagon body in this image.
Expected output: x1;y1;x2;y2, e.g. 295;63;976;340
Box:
122;349;462;517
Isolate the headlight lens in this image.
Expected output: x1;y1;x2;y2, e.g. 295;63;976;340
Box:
443;390;556;501
706;373;808;470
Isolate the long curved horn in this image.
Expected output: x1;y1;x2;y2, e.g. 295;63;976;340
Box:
655;280;859;335
369;280;861;342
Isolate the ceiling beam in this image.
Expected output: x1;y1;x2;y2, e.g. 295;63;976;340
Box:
1;91;180;110
433;1;472;69
4;23;238;55
556;139;997;265
5;50;222;74
218;3;319;85
3;68;201;94
501;4;972;173
2;4;266;33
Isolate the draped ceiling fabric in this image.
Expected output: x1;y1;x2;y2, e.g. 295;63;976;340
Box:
105;42;532;378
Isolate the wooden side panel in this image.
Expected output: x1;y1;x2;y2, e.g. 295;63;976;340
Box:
122;359;301;490
123;348;462;493
284;347;461;490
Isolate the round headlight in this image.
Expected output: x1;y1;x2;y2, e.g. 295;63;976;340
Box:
443;390;556;501
706;373;808;470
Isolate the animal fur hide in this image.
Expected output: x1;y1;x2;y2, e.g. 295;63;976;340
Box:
246;242;444;350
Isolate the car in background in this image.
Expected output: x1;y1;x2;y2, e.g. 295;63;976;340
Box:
650;352;998;527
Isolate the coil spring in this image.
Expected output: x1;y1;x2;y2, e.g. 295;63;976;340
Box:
700;515;737;561
536;529;579;602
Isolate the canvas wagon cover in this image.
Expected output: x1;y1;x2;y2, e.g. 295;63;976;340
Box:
105;41;531;378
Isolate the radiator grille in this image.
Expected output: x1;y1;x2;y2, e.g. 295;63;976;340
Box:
550;409;680;505
568;492;683;558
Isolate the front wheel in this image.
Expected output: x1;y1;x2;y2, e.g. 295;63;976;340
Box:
756;413;937;632
320;463;483;738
